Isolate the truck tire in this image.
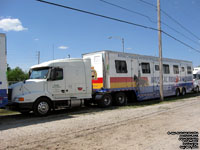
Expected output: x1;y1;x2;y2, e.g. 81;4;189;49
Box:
175;88;180;97
182;88;186;96
114;92;126;106
98;94;112;108
33;98;51;116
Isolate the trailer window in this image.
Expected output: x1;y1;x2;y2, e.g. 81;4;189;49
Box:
173;65;179;74
155;65;159;71
115;60;127;73
163;64;170;74
187;66;192;74
141;63;151;74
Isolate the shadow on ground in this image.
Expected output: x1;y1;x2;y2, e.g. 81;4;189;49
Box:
0;92;199;131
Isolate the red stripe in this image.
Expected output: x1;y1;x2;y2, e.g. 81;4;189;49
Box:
92;77;103;83
110;77;134;83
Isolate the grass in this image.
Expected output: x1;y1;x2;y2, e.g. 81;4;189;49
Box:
0;109;19;116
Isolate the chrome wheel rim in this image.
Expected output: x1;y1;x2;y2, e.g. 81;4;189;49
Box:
38;101;49;115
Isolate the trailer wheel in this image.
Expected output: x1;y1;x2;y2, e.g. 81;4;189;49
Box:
98;94;112;108
182;88;186;96
175;88;180;97
33;98;51;116
114;92;126;106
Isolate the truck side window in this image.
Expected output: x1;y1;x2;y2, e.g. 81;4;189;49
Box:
55;68;63;80
163;64;170;74
115;60;127;73
173;65;179;74
141;63;150;74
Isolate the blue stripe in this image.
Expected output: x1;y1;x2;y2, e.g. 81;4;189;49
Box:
94;82;193;101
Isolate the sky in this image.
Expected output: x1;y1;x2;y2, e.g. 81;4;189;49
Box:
0;0;200;71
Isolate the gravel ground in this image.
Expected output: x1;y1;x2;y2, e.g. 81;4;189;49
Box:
0;96;200;150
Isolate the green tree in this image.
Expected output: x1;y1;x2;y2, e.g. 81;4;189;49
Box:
7;67;29;82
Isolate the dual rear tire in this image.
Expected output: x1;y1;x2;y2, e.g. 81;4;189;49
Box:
98;92;127;108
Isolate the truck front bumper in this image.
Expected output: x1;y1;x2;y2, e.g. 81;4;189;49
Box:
7;102;33;112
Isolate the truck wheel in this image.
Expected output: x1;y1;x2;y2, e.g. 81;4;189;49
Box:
114;92;126;106
98;94;112;108
182;88;186;96
33;98;51;116
175;88;180;97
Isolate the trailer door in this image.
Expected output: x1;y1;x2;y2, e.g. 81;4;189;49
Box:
131;59;139;88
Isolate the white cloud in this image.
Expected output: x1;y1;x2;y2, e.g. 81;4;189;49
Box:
34;38;39;41
58;46;68;50
0;18;27;31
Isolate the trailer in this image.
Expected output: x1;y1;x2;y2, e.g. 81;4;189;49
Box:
8;50;193;116
0;33;8;108
83;51;193;105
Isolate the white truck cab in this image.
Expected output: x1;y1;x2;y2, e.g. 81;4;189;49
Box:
8;58;92;116
193;67;200;92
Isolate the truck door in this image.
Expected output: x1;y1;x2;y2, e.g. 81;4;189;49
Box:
65;62;87;98
47;68;66;100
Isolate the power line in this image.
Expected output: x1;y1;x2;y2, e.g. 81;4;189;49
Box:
99;0;200;46
99;0;156;23
36;0;200;54
138;0;200;41
36;0;158;32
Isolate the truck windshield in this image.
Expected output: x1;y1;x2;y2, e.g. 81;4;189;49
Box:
29;68;49;79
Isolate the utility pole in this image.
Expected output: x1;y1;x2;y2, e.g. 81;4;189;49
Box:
36;51;40;64
157;0;164;101
122;38;124;53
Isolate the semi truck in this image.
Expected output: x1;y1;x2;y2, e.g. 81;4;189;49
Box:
8;50;193;116
193;67;200;92
0;33;8;108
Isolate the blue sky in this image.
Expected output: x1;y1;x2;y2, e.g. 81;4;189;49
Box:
0;0;200;71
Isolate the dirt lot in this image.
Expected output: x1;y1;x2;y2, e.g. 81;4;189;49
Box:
0;95;200;150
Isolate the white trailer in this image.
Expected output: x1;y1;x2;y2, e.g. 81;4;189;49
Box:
8;50;193;116
193;67;200;92
83;50;193;105
0;33;8;108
